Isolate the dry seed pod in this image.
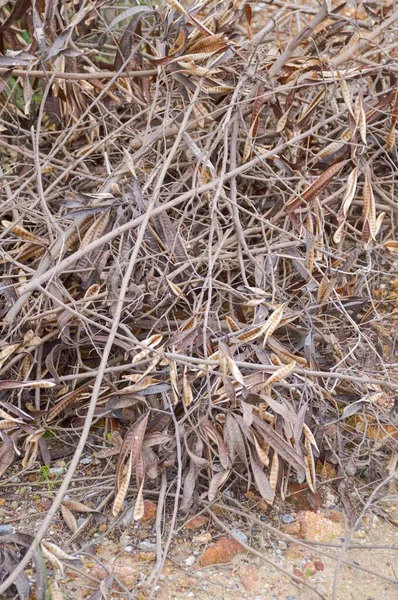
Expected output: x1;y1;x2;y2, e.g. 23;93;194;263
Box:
0;420;19;430
270;353;282;366
84;284;100;301
49;579;63;600
41;544;63;575
386;124;396;152
204;85;234;94
383;240;398;253
112;453;132;517
317;276;336;304
225;315;240;332
42;541;77;562
374;212;386;236
23;330;34;345
0;408;21;422
302;423;319;453
304;436;316;493
270;452;279;493
363;167;376;240
167;278;186;298
263;304;286;343
333;221;345;244
133;480;145;520
354;96;367;145
188;32;226;54
62;498;94;513
263;362;296;389
253;434;269;467
0;344;20;368
20;354;33;381
341;166;358;218
182;369;193;407
339;75;354;117
1;220;48;244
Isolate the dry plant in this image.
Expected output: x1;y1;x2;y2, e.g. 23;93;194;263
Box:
0;0;398;597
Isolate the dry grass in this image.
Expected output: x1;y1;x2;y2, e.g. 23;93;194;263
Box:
0;0;398;597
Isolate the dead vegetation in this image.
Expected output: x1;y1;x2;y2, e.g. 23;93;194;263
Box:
0;0;398;598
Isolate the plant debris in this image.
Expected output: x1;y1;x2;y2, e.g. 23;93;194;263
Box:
0;0;398;597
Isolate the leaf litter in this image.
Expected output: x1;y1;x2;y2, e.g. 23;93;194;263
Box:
0;0;398;598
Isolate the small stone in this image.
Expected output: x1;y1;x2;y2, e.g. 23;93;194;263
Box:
200;537;244;566
293;568;304;578
326;510;344;523
185;515;209;530
239;564;259;592
355;530;366;539
282;514;295;524
314;560;325;571
49;467;64;476
138;540;156;551
79;458;92;465
140;500;157;522
192;532;212;546
124;545;132;552
185;555;196;567
132;552;156;563
0;525;15;535
278;541;288;550
296;511;343;542
231;528;248;544
280;522;301;535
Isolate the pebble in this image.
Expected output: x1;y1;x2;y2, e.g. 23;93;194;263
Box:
124;545;133;552
0;524;15;535
280;522;300;535
80;457;92;465
282;514;295;524
49;467;64;476
231;528;248;544
185;555;196;566
278;541;288;550
355;530;366;539
138;540;156;551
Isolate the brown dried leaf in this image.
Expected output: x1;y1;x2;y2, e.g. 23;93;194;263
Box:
60;504;78;534
250;454;274;503
208;469;230;501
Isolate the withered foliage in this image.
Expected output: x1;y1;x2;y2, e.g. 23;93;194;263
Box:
0;0;398;595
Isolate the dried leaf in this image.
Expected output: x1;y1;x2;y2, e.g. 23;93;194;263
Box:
208;469;230;501
250;454;274;503
60;504;78;534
